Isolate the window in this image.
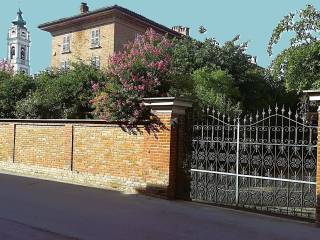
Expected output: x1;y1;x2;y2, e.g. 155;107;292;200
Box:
21;31;26;38
21;47;25;60
10;46;15;59
91;29;100;48
62;35;71;53
134;32;141;40
61;60;70;70
91;56;100;69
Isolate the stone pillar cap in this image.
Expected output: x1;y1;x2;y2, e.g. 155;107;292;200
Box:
143;97;193;115
303;89;320;101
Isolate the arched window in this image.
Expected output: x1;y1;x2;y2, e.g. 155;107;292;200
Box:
21;47;25;60
10;46;15;59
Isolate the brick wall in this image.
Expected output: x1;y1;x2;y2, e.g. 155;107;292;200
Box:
0;114;180;198
14;125;69;169
0;124;14;162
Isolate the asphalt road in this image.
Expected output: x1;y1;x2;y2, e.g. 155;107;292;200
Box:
0;218;76;240
0;173;319;240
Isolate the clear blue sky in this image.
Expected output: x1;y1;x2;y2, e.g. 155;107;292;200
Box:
1;0;319;74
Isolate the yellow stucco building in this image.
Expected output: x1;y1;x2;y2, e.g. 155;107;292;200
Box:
39;3;187;70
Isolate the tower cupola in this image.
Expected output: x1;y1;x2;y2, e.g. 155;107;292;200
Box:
12;9;26;27
7;9;31;74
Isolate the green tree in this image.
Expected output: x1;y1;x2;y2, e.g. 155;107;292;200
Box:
191;68;241;113
15;63;106;119
268;4;320;56
269;5;320;96
171;35;274;113
0;72;34;118
271;41;320;93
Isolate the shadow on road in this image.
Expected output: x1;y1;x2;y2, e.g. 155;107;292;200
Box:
0;173;319;240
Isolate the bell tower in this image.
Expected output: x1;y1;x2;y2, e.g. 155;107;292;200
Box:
7;9;31;74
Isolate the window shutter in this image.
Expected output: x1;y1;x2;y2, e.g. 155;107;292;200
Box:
96;29;100;46
62;35;70;53
91;56;100;69
91;30;95;47
96;56;100;68
67;35;70;51
91;29;100;48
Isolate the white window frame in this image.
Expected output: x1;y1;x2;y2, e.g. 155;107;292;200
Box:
61;60;70;70
21;30;26;39
20;46;26;61
91;29;100;48
91;56;100;69
62;35;71;53
10;46;16;59
134;32;141;40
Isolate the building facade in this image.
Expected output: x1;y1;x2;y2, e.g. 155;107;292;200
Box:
39;3;186;70
7;9;31;74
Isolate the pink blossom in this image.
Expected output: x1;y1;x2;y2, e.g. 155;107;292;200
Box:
93;28;173;123
0;60;13;73
91;82;100;92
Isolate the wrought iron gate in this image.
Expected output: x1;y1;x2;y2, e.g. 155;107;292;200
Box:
190;106;317;220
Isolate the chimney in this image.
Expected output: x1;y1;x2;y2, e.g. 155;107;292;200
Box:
80;2;89;14
172;26;190;37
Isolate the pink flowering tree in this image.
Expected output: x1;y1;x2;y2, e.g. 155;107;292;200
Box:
0;60;13;73
92;29;173;123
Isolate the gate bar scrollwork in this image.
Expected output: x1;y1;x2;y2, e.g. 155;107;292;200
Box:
190;105;317;220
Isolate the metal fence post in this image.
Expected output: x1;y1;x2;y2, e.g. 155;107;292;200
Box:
235;119;240;205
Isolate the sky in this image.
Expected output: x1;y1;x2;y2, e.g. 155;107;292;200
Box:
0;0;319;74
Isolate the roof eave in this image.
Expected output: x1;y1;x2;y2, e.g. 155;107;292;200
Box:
38;5;182;37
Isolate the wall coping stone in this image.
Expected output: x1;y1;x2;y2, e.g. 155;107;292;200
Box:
303;89;320;102
0;119;110;124
0;119;148;128
143;97;193;115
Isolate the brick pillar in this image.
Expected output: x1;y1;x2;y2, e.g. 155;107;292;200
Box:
143;97;192;199
302;90;320;224
317;108;320;225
